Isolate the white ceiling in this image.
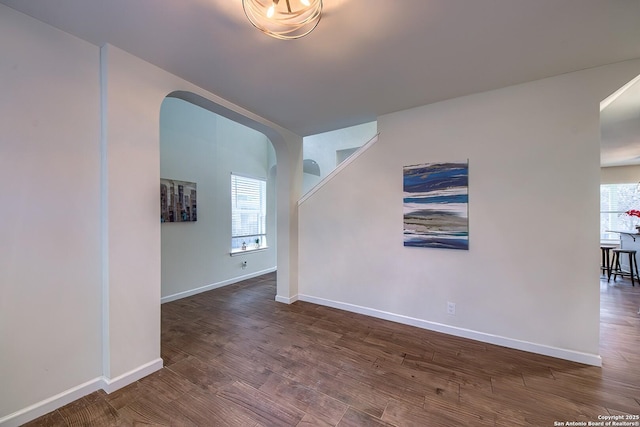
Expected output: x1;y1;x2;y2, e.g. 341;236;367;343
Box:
2;0;640;162
601;76;640;166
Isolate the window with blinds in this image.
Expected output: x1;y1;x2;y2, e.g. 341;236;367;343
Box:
601;183;640;240
231;174;267;251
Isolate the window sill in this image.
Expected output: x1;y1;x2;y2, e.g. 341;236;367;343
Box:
230;246;269;256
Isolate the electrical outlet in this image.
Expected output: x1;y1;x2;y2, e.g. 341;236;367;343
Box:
447;301;456;315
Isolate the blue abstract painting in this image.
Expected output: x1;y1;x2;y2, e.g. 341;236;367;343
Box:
403;162;469;250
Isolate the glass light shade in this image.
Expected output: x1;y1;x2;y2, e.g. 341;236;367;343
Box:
243;0;322;40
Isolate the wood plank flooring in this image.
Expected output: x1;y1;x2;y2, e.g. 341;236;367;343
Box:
25;273;640;426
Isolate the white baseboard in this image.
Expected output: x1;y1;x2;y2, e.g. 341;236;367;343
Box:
275;294;299;304
0;378;102;427
0;358;163;427
161;267;277;304
101;358;163;394
298;294;602;367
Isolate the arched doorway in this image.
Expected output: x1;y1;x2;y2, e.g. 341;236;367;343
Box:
159;96;278;301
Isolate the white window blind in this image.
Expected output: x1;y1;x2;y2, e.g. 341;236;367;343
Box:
231;174;266;251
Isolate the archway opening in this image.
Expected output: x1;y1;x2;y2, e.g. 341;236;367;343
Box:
159;95;278;302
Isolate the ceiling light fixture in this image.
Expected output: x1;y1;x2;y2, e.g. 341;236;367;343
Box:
243;0;323;40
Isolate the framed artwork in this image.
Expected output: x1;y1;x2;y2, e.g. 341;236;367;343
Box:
161;179;197;222
403;161;468;250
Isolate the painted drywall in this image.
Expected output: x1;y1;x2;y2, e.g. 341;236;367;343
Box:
101;44;164;382
601;165;640;184
298;59;640;365
303;121;377;194
0;5;303;424
160;98;276;299
0;4;102;420
101;44;302;381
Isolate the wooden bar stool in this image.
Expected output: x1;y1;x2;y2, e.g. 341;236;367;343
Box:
609;249;639;286
600;245;616;278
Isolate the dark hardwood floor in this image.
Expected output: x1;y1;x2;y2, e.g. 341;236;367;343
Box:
25;273;640;426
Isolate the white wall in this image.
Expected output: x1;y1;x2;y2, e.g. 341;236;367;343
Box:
101;44;164;383
160;98;276;300
101;44;302;384
303;121;377;193
0;5;302;424
0;4;102;420
298;59;640;366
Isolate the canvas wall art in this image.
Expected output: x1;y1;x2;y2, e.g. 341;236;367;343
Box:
161;179;197;222
403;162;468;250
